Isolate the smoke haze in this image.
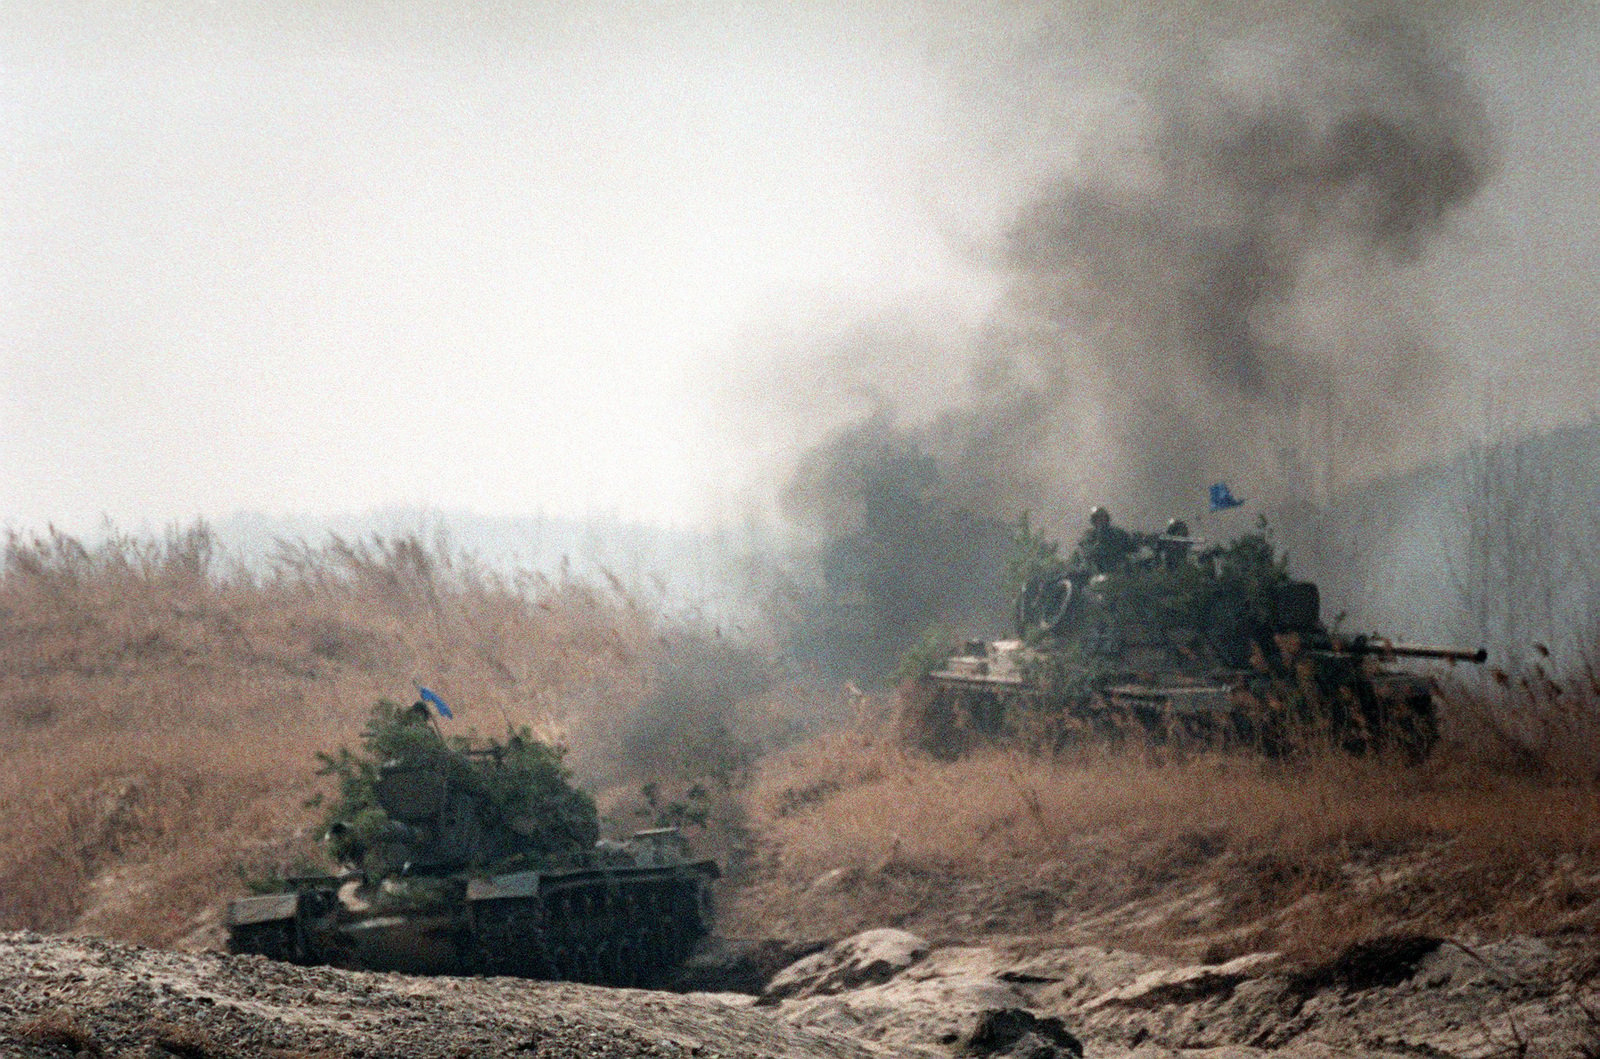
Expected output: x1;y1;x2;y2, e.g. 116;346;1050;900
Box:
1002;11;1490;510
771;4;1533;678
6;2;1597;675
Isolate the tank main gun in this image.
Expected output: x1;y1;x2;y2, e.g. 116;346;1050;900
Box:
1326;635;1488;665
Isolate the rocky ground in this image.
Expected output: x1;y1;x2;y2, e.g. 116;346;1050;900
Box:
4;926;1597;1059
0;931;874;1059
752;927;1600;1058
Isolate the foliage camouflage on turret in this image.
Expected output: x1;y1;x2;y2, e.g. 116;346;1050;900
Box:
316;699;599;878
1005;512;1069;600
1019;514;1291;639
916;510;1470;761
1002;516;1297;699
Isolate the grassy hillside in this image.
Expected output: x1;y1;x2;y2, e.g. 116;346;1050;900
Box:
727;718;1600;964
0;526;789;948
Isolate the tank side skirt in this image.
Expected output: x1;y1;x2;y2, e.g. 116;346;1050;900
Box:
464;868;714;986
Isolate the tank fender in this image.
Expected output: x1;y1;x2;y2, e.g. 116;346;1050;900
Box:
466;870;542;902
226;892;299;928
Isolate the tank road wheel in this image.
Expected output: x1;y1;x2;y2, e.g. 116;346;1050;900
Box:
547;940;573;980
903;682;967;760
468;901;508;976
556;892;591;981
599;936;629;987
555;885;612;984
469;898;553;979
578;937;605;984
693;878;715;939
665;879;710;963
611;892;647;988
228;919;299;962
547;910;578;981
964;688;1007;743
631;887;671;988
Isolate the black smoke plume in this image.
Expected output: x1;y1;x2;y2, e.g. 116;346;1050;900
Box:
999;12;1492;512
779;10;1494;683
781;406;1015;683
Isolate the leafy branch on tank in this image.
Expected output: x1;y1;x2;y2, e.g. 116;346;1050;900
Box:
226;696;720;984
892;623;968;684
639;780;712;831
316;698;598;880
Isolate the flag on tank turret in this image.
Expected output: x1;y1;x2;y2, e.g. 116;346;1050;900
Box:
1209;483;1245;511
417;686;453;719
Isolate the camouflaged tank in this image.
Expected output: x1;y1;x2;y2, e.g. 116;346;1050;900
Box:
917;517;1485;760
226;700;717;986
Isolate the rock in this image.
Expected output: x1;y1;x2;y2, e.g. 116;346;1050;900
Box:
1412;935;1556;992
750;928;1590;1059
777;966;1034;1054
0;931;886;1059
1001;946;1173;1001
962;1008;1084;1058
1288;934;1442;994
672;937;828;995
759;928;930;1004
1085;953;1282;1010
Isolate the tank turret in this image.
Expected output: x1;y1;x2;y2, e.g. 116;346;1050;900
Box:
917;514;1485;760
226;698;718;986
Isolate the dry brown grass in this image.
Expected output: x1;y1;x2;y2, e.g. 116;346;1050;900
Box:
726;678;1600;962
9;521;1599;968
17;1011;102;1055
0;524;783;948
1441;650;1600;786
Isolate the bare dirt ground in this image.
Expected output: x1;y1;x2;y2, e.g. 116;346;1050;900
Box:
4;924;1597;1059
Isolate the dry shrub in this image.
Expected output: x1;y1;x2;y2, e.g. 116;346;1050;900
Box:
0;524;785;948
728;684;1600;958
14;518;1599;964
17;1011;101;1055
0;723;329;941
1439;649;1600;784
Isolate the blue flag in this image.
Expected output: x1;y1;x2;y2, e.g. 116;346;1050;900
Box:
1209;483;1245;512
417;686;453;719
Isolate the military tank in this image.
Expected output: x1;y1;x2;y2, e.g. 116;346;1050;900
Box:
226;699;718;987
917;512;1485;760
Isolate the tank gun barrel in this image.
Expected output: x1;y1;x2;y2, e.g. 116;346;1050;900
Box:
1333;636;1487;664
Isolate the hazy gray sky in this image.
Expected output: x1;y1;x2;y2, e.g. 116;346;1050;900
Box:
4;2;1596;535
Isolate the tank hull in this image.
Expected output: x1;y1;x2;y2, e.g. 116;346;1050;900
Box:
918;636;1440;761
227;860;718;987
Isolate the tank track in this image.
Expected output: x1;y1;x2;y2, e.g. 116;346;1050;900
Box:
470;872;711;987
227;868;715;987
227;917;301;963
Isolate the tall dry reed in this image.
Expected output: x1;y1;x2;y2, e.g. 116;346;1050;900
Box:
728;671;1600;959
0;524;786;947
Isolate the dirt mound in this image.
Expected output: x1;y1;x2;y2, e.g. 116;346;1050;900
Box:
0;931;881;1059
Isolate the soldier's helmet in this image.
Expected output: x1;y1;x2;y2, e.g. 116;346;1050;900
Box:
1165;519;1189;538
1089;506;1111;528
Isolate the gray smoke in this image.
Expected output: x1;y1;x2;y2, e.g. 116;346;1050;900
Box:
777;8;1496;680
994;11;1493;515
779;403;1017;682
